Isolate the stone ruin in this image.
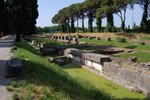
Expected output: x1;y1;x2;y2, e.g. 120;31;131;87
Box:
40;44;65;56
30;36;150;97
49;56;71;65
43;35;79;45
5;59;23;77
64;48;150;96
31;40;65;56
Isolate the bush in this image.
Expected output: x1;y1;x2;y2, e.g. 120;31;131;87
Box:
133;26;141;33
117;37;126;43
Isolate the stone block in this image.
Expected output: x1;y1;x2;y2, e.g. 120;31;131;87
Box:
83;53;111;65
5;59;23;77
70;49;84;57
139;42;145;45
105;38;111;41
96;37;100;40
129;57;137;62
103;62;121;75
40;47;58;56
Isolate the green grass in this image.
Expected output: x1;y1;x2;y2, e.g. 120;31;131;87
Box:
79;38;134;48
80;38;150;50
117;51;150;62
141;36;150;40
11;40;113;100
63;63;146;100
35;37;68;46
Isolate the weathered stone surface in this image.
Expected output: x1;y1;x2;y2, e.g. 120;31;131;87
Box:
97;49;124;55
139;42;145;45
96;37;100;40
130;57;137;62
40;47;58;56
6;59;23;77
79;41;87;45
105;38;111;41
49;56;70;65
103;62;121;76
54;59;65;65
70;49;84;57
139;74;150;93
83;53;111;65
72;38;78;44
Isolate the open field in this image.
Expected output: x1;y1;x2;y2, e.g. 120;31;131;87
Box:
35;33;150;63
9;40;147;99
10;40;112;100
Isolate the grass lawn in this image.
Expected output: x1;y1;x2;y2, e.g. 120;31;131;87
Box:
117;51;150;62
79;38;150;51
79;38;135;48
10;40;113;100
63;63;146;100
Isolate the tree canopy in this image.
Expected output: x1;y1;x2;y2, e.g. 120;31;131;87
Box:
0;0;38;42
52;0;150;33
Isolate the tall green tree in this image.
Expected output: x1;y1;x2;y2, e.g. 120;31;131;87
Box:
96;8;102;32
8;0;38;42
132;0;150;32
113;0;131;33
0;0;9;33
102;0;115;32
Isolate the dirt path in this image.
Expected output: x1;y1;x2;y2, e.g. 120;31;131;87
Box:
0;35;15;100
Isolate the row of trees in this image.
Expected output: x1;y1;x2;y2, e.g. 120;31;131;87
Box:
52;0;150;33
0;0;38;42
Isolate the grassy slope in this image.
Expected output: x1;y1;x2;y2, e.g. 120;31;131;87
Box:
11;40;112;100
63;63;146;100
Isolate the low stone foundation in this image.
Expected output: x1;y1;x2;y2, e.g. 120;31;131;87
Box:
65;48;150;96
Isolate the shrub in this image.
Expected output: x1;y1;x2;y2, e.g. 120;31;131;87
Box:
117;37;126;43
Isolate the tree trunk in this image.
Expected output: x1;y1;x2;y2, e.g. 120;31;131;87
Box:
71;17;75;33
15;33;21;42
88;11;93;33
77;17;79;33
67;20;70;33
140;0;149;32
82;17;85;33
106;13;114;32
96;17;102;32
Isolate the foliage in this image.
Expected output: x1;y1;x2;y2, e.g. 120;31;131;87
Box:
11;40;113;100
117;37;126;43
133;25;141;33
36;26;60;33
8;0;38;42
0;0;9;33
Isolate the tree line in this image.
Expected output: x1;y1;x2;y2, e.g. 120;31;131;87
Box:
0;0;38;42
52;0;150;33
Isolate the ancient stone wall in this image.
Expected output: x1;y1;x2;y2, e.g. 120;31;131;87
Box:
65;48;150;96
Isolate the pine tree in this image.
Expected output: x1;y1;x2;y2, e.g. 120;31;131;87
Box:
8;0;38;42
0;0;8;33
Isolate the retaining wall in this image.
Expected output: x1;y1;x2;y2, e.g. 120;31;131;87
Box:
65;48;150;96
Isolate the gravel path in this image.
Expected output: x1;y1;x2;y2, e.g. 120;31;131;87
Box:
0;36;15;100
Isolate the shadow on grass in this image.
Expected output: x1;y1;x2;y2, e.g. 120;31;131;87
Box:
125;45;137;49
62;63;81;69
16;40;39;55
21;60;112;100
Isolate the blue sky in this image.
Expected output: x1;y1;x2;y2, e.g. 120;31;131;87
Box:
36;0;143;28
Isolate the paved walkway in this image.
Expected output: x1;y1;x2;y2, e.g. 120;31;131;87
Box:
0;35;15;100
